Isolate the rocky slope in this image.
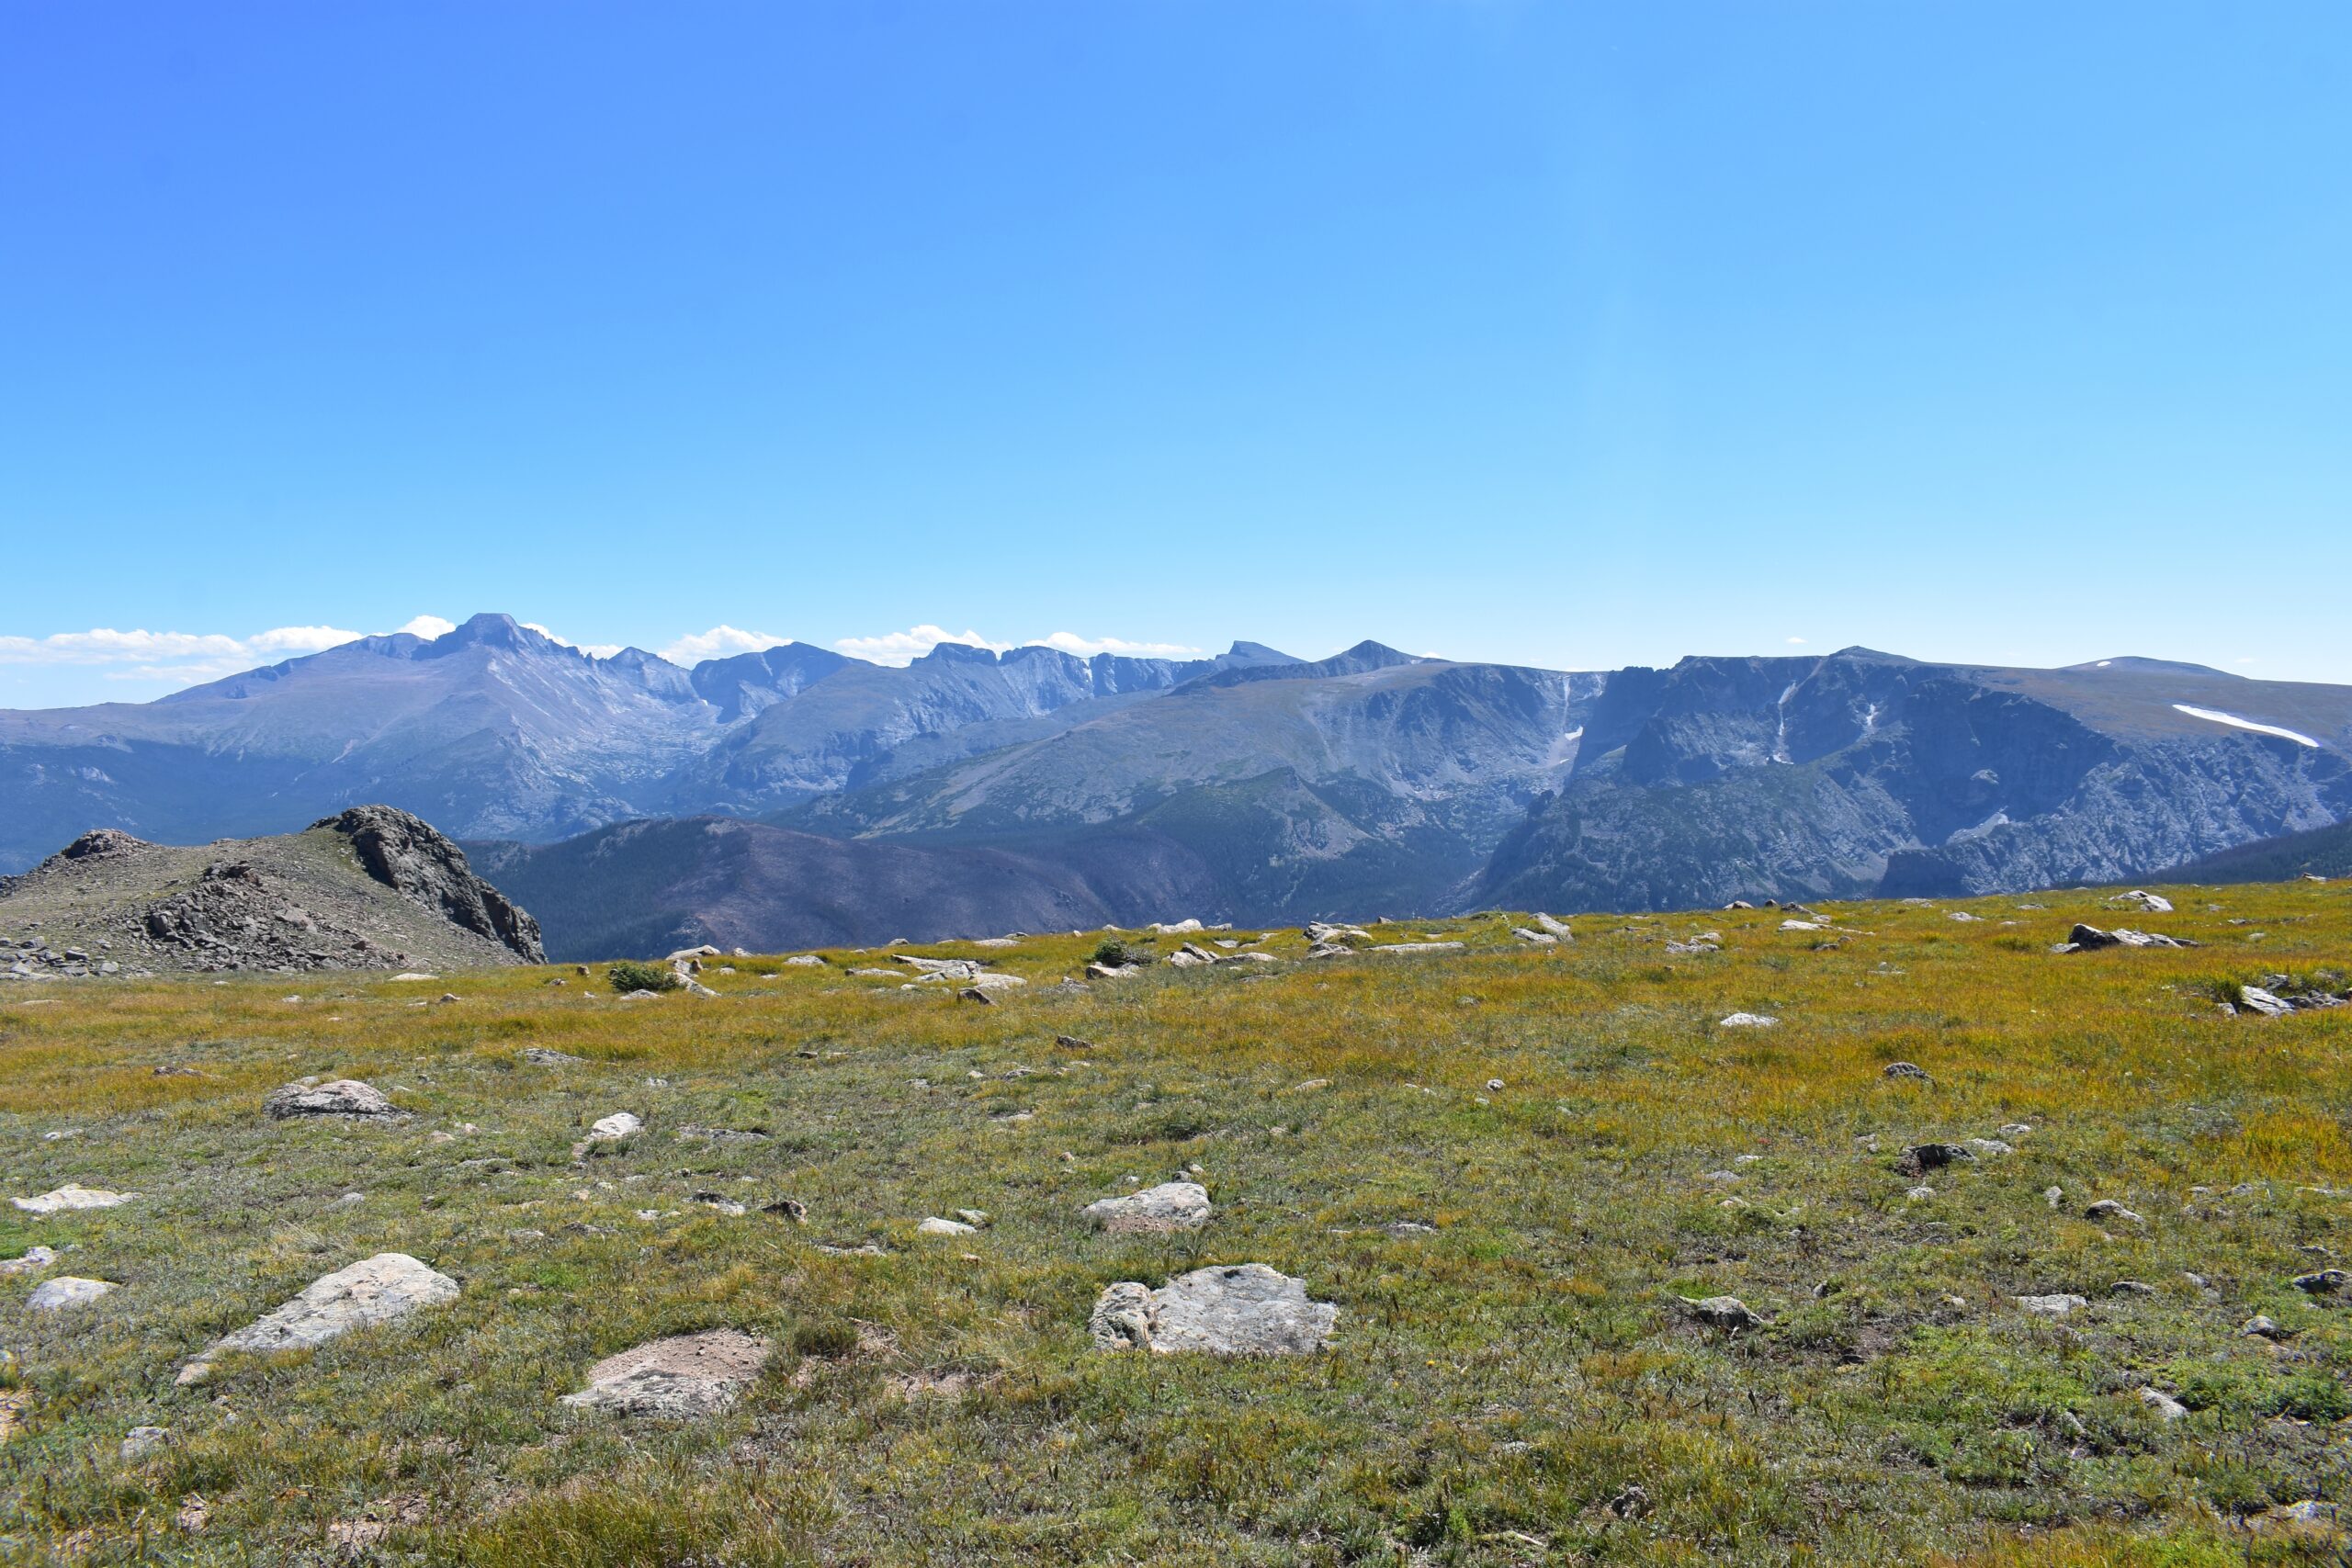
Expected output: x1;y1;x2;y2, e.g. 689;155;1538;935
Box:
0;807;542;977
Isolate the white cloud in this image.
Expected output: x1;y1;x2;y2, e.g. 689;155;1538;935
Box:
396;615;458;639
1785;636;1808;645
1032;631;1204;660
0;615;450;694
832;625;1010;666
659;625;794;665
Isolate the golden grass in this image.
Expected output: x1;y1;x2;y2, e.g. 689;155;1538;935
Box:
0;883;2346;1562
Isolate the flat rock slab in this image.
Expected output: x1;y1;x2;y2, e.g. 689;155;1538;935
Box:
209;1253;459;1354
561;1328;772;1417
265;1079;403;1120
13;1183;139;1213
28;1276;116;1311
1091;1264;1337;1355
1;1245;59;1277
1082;1181;1212;1235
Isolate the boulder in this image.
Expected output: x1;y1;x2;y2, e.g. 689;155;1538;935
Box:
0;1245;59;1277
264;1079;402;1121
2113;890;2175;913
1089;1264;1337;1355
1510;927;1558;945
1081;1181;1212;1235
2236;987;2294;1018
1677;1294;1766;1330
1718;1012;1779;1029
12;1183;139;1213
2291;1268;2346;1294
1532;912;1574;940
207;1253;459;1354
2139;1387;2188;1422
1881;1061;1932;1082
561;1329;771;1418
917;1217;977;1236
28;1276;115;1312
1898;1143;1974;1176
2014;1292;2088;1318
2085;1198;2144;1224
586;1112;642;1141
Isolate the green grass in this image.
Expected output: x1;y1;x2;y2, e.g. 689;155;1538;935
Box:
1;884;2347;1563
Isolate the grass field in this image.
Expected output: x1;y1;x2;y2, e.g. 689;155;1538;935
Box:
2;884;2347;1564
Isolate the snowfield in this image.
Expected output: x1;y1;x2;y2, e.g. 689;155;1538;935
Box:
2170;704;2321;748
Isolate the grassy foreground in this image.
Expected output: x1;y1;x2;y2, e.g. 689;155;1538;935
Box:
2;885;2347;1565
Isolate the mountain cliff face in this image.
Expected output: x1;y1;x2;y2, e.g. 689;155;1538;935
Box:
4;618;2348;953
1476;651;2352;910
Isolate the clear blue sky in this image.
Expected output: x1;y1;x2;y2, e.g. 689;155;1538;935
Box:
4;2;2347;706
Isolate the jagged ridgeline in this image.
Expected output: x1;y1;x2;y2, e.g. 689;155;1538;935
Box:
0;806;542;976
2;616;2347;959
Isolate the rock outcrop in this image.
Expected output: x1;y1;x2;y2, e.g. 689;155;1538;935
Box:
1089;1264;1338;1355
207;1253;460;1355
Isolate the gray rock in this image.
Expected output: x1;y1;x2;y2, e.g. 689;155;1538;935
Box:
1080;1181;1212;1235
28;1275;116;1311
586;1111;642;1141
917;1216;977;1235
2014;1292;2088;1317
2086;1198;2144;1224
2110;1280;2156;1297
1881;1061;1932;1082
2292;1268;2346;1294
560;1328;771;1418
1089;1264;1337;1355
1;1245;60;1276
2139;1387;2188;1422
1532;912;1573;940
264;1078;402;1121
1717;1012;1779;1028
2236;987;2294;1018
2242;1314;2287;1339
208;1252;459;1354
1898;1143;1974;1176
1966;1138;2015;1157
120;1425;172;1460
13;1182;139;1213
521;1047;586;1066
1678;1295;1767;1330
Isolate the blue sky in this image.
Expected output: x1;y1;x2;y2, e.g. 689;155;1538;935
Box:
3;1;2347;706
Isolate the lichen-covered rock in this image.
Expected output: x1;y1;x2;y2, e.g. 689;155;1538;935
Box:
208;1253;459;1354
12;1183;139;1214
560;1328;771;1418
1090;1264;1337;1355
264;1079;402;1121
28;1276;116;1312
1081;1181;1212;1235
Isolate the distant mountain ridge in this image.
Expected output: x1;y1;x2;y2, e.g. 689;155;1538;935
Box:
4;615;2349;955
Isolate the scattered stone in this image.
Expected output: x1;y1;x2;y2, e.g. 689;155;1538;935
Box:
0;1245;59;1277
2044;1185;2064;1209
2113;889;2175;913
2059;924;2195;953
1897;1143;1974;1176
2110;1280;2156;1297
1966;1137;2014;1157
12;1183;139;1213
1089;1264;1338;1355
1882;1061;1932;1082
120;1426;172;1460
175;1362;215;1387
586;1112;642;1142
2139;1387;2188;1422
2235;987;2294;1018
521;1047;585;1066
207;1253;459;1354
1081;1181;1211;1235
1677;1295;1767;1331
783;953;825;966
1608;1483;1652;1519
28;1276;116;1311
1055;1034;1097;1052
2241;1314;2288;1340
2291;1268;2346;1294
1905;1185;1935;1201
264;1079;403;1121
917;1216;977;1236
1532;912;1574;940
762;1198;808;1223
2235;1501;2341;1544
956;986;995;1004
692;1193;747;1216
2085;1199;2144;1224
561;1328;772;1417
1718;1012;1779;1029
2014;1293;2088;1318
1510;927;1557;946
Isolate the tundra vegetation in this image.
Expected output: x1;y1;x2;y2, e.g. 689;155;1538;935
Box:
1;884;2346;1564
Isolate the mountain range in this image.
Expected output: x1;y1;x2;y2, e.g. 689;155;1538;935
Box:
6;613;2347;957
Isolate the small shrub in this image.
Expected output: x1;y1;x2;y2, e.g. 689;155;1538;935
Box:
607;961;679;995
1091;939;1152;968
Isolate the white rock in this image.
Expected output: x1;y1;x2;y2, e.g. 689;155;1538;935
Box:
1090;1264;1338;1355
28;1275;116;1311
207;1253;459;1354
783;954;826;966
587;1112;643;1141
1081;1181;1211;1235
2139;1387;2188;1422
1510;928;1558;945
1147;919;1204;934
1533;912;1574;939
561;1328;771;1418
1717;1012;1779;1029
13;1183;139;1214
0;1244;59;1276
2014;1292;2088;1318
917;1216;977;1236
388;972;438;981
120;1426;172;1460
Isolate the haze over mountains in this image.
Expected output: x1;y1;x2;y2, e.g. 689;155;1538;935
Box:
5;612;2347;958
